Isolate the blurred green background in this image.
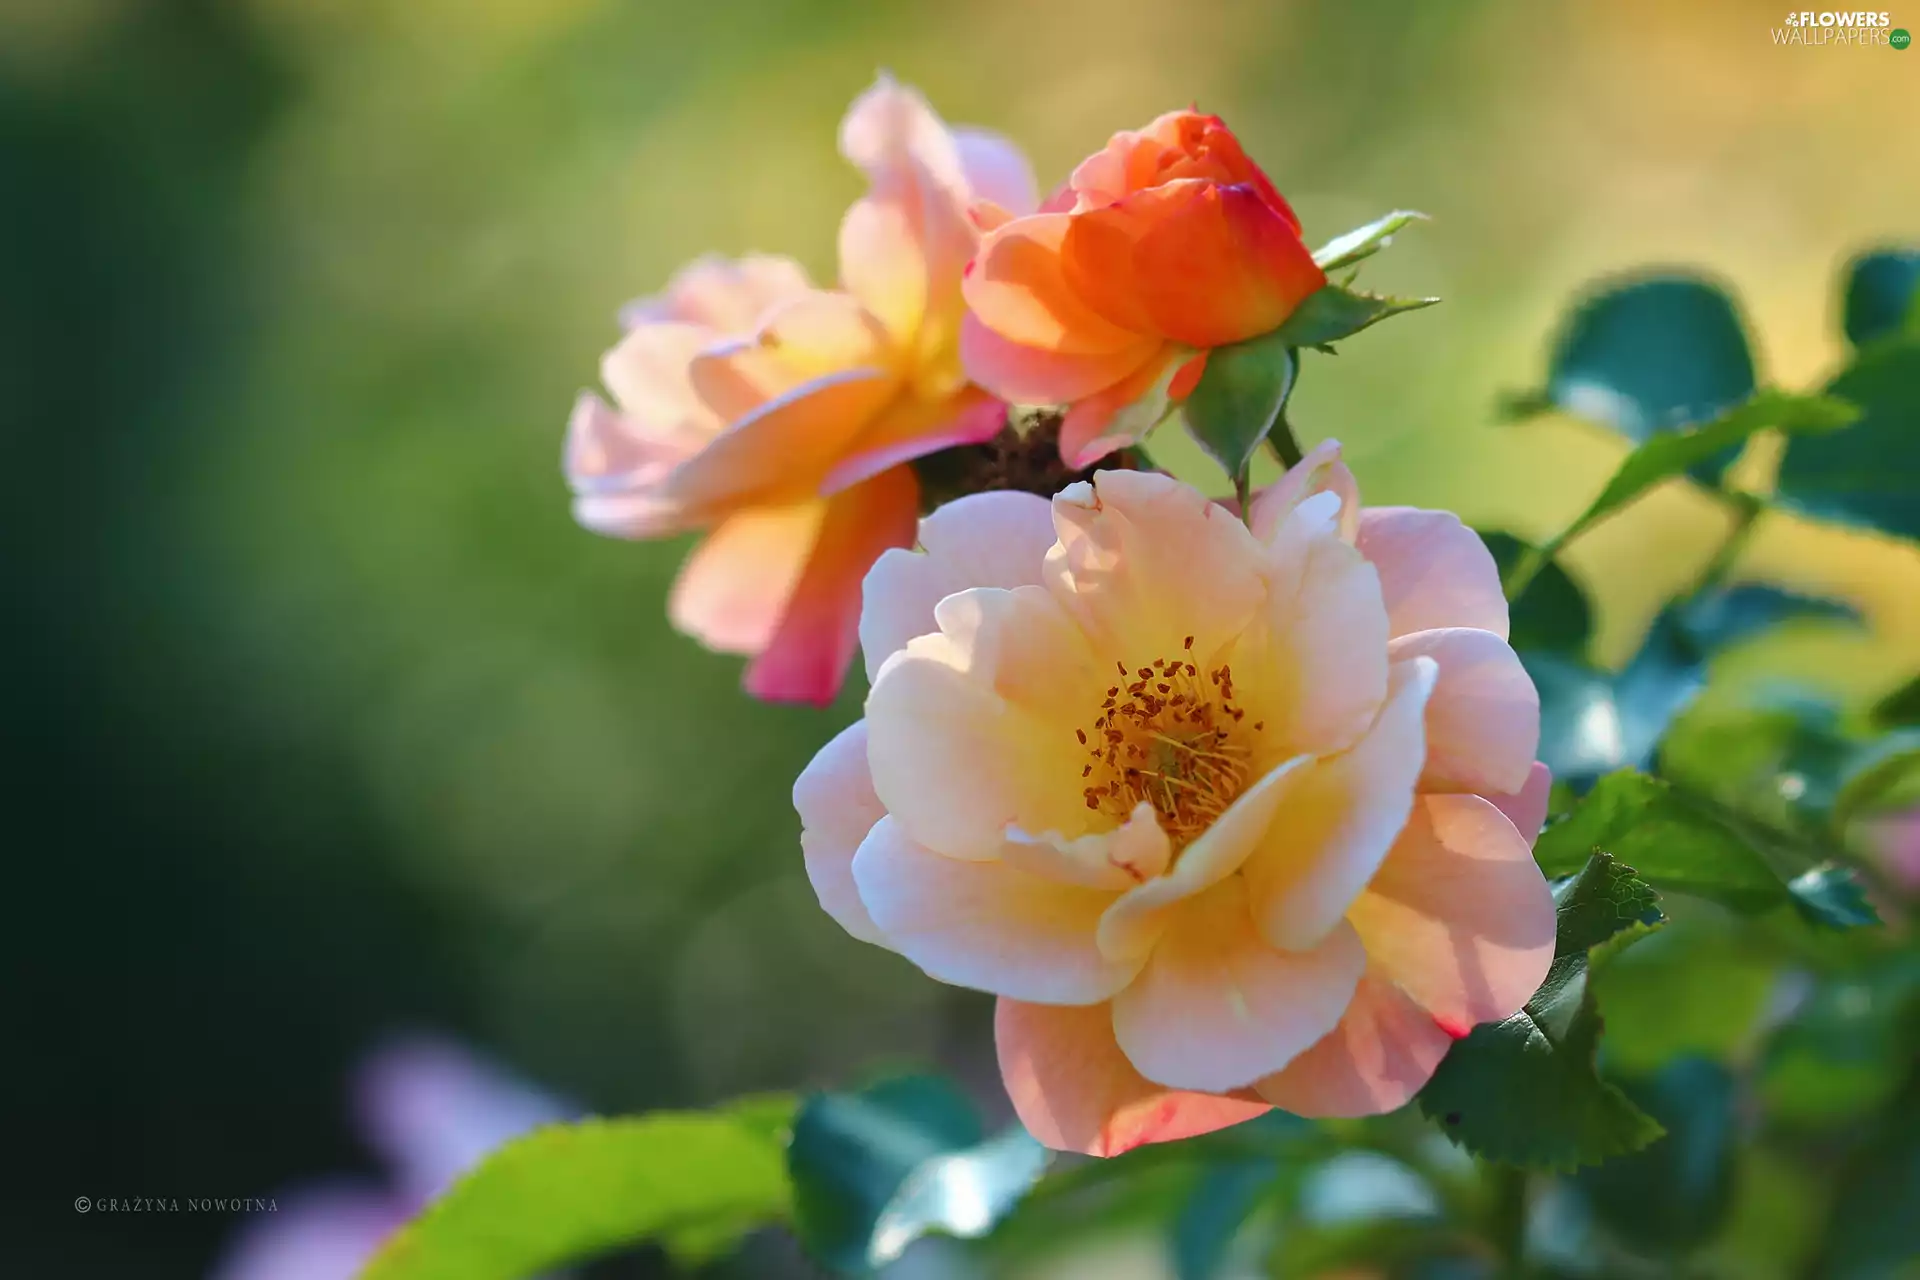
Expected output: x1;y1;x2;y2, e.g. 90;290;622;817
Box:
6;0;1916;1275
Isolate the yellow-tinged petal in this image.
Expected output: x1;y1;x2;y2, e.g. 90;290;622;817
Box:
662;366;898;511
851;816;1140;1004
668;499;824;655
1095;755;1311;965
1241;657;1435;953
1111;877;1365;1092
866;586;1104;859
1045;469;1266;662
1347;793;1557;1033
859;489;1057;681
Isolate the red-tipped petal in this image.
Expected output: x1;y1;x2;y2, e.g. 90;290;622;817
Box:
996;998;1270;1157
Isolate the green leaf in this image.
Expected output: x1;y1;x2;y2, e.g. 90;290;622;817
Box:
1778;341;1920;541
1576;1057;1739;1253
1311;210;1429;271
1761;957;1920;1129
788;1074;1048;1273
1657;690;1858;836
1815;1063;1920;1279
1787;865;1881;929
1524;589;1853;793
1182;329;1298;482
1270;280;1439;349
362;1099;797;1280
1417;853;1667;1170
1534;770;1788;912
1870;672;1920;729
1524;613;1706;788
1832;735;1920;829
1841;247;1920;348
1480;531;1594;657
1173;1157;1280;1280
1589;913;1779;1073
1527;273;1759;484
1671;584;1860;653
1536;763;1880;930
1513;390;1857;586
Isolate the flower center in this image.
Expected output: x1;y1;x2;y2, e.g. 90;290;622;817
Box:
1077;635;1265;848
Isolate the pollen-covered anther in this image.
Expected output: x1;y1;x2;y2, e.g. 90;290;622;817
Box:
1077;646;1263;846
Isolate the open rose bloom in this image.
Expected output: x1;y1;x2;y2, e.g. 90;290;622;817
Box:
796;448;1556;1156
961;110;1327;468
566;78;1036;704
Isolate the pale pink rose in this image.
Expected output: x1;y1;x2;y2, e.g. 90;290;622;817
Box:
566;76;1037;705
795;450;1555;1156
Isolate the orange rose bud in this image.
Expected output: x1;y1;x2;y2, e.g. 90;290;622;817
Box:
961;110;1325;467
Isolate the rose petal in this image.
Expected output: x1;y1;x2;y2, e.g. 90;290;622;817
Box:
836;77;976;347
860;488;1058;680
958;310;1160;406
742;466;919;706
1487;761;1553;845
1111;876;1366;1091
1241;657;1435;952
1347;793;1558;1029
964;213;1156;355
1045;469;1267;662
1057;345;1185;468
565;394;698;539
1253;973;1454;1117
1124;180;1325;348
954;127;1039;217
1234;490;1390;758
1005;802;1172;892
851;816;1139;1003
820;388;1006;498
866;585;1103;857
1388;627;1539;796
1355;507;1509;640
996;998;1270;1157
619;253;812;332
599;323;727;449
794;720;889;945
669;501;824;655
663;365;899;511
1247;438;1360;544
1096;755;1311;964
565;392;688;494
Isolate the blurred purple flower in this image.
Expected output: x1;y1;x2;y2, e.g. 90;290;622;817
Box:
209;1034;571;1280
1860;807;1920;896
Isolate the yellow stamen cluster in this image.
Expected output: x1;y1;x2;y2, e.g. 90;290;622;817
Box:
1079;635;1265;847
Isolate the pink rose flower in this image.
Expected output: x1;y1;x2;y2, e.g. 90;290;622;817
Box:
566;77;1036;704
959;109;1326;468
795;447;1556;1156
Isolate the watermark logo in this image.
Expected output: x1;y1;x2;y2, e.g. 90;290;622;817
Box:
1773;10;1904;44
75;1195;279;1215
